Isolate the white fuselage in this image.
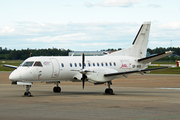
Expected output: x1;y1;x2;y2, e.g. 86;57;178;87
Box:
9;55;148;83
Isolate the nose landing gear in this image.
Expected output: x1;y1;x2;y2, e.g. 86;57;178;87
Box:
23;85;33;97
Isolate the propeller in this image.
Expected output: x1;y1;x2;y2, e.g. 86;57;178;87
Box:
71;53;93;89
81;53;86;89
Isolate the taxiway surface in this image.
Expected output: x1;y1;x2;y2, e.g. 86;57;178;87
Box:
0;72;180;120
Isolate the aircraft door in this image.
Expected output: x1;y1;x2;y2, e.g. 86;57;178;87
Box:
50;58;60;78
32;61;43;81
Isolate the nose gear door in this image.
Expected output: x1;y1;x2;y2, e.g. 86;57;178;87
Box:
50;58;60;78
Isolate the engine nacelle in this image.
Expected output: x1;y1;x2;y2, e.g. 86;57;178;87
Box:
86;67;118;82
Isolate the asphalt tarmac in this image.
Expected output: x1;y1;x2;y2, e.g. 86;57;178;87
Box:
0;72;180;120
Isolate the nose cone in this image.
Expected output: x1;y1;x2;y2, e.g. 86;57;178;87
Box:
9;70;20;81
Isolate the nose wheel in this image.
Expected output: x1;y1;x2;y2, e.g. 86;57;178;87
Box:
23;85;32;97
53;81;61;93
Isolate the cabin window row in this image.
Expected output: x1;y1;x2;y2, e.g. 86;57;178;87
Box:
61;62;116;67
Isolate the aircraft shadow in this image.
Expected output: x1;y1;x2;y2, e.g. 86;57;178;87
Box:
31;90;165;97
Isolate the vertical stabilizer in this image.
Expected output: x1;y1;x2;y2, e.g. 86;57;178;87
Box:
108;21;151;58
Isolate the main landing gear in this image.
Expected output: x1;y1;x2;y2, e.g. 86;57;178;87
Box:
23;85;32;97
104;81;114;95
53;81;61;93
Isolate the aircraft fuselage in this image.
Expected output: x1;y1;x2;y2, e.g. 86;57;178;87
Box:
9;55;147;83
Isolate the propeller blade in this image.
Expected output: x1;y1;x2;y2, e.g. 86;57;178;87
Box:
82;74;86;89
82;53;84;69
82;53;85;89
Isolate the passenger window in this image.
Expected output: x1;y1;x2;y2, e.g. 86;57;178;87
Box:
93;63;95;67
79;63;81;67
88;63;91;67
101;63;104;66
61;63;64;67
74;63;77;67
105;63;108;66
84;63;86;67
34;61;43;67
114;62;116;66
109;62;112;66
97;63;99;66
70;63;72;67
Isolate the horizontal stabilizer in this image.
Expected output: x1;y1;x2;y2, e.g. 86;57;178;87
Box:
1;64;18;69
104;67;169;77
138;51;173;63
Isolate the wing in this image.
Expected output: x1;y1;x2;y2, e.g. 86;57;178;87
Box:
138;51;173;63
1;64;18;69
104;67;169;77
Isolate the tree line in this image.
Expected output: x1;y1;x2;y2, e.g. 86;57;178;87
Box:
0;47;72;60
0;47;180;61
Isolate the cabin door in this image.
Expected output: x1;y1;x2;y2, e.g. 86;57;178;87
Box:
50;58;60;78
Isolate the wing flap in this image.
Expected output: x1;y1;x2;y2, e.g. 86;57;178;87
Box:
104;67;169;77
138;51;173;63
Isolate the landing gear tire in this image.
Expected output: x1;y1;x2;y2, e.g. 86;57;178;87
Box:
27;92;31;97
53;81;61;93
24;92;27;96
53;87;61;93
24;92;31;97
105;88;113;94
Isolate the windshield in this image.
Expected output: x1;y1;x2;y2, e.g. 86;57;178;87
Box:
20;61;34;67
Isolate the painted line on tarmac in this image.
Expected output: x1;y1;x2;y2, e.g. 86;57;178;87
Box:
136;115;180;120
156;87;180;90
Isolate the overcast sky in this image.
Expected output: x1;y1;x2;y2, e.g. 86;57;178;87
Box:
0;0;180;51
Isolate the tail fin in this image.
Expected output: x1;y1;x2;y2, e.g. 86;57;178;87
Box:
108;21;151;58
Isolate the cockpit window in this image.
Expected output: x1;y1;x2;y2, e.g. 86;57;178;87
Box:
21;61;34;67
34;61;43;67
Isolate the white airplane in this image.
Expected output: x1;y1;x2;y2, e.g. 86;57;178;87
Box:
2;21;173;97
